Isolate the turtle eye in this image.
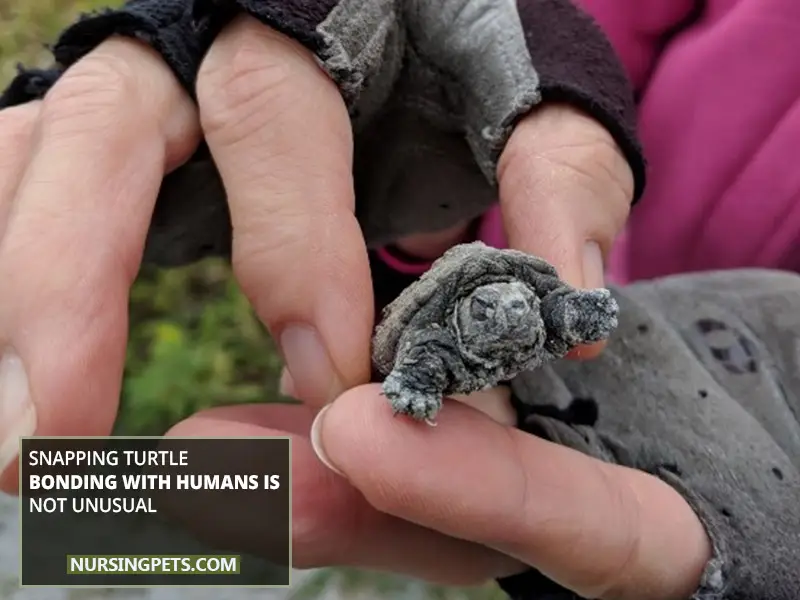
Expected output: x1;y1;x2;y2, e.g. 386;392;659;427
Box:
470;295;496;321
503;297;532;326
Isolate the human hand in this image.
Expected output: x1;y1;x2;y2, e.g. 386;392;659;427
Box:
156;385;710;598
0;36;201;489
307;386;713;599
0;13;383;491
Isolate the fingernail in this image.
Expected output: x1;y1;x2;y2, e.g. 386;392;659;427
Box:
0;350;37;474
582;241;606;289
278;368;296;399
309;404;345;477
279;325;344;406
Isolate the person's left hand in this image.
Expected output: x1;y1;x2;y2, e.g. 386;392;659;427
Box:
306;386;713;600
167;384;711;600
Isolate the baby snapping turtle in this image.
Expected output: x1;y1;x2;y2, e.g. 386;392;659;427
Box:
371;242;619;423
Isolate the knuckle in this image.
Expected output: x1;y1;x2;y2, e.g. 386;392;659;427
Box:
198;33;294;143
38;53;167;154
564;144;631;231
544;137;633;200
521;138;632;235
586;465;644;598
43;53;136;127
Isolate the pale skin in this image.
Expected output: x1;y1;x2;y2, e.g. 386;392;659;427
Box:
0;13;710;599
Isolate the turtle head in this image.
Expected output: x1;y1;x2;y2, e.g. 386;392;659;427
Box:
454;281;546;362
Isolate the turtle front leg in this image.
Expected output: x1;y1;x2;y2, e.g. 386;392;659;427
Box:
380;329;456;424
382;371;444;425
542;287;619;354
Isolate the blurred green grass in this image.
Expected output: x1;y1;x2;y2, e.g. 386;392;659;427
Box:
0;4;504;597
121;260;284;435
0;0;118;82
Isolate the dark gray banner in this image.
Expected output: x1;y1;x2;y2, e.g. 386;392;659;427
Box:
20;437;291;587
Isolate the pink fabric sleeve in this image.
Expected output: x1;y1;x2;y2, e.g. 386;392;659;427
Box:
375;247;434;276
374;204;511;276
573;0;700;91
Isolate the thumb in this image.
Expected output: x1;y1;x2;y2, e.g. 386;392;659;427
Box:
497;103;634;290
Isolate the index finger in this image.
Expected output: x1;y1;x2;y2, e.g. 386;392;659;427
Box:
196;16;373;408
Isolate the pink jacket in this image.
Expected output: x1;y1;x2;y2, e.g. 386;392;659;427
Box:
580;0;800;282
379;0;800;284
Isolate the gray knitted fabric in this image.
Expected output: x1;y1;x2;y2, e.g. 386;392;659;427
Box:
516;269;799;600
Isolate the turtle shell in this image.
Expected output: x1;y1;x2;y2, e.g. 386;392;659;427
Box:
371;241;560;375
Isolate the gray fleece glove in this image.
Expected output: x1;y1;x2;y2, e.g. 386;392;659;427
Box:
496;268;800;600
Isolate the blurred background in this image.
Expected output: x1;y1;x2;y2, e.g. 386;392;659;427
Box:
0;1;506;598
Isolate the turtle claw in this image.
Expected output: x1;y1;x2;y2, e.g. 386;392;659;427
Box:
387;390;442;422
382;371;444;422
